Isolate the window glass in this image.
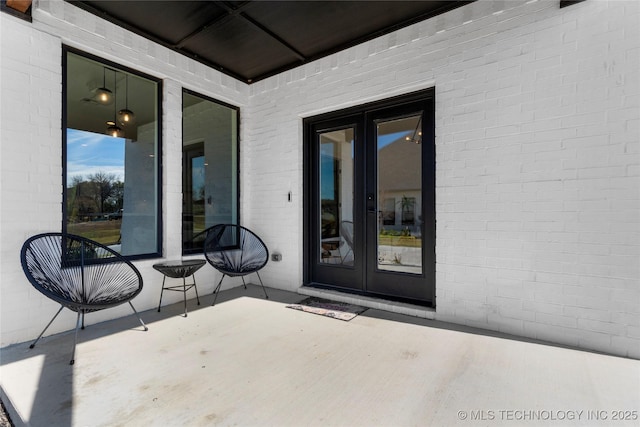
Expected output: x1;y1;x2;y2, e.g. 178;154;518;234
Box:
182;90;239;254
64;49;161;258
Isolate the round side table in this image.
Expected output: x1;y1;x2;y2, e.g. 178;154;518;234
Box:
153;259;206;317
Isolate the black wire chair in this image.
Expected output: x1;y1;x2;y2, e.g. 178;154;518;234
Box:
203;224;269;306
20;233;148;365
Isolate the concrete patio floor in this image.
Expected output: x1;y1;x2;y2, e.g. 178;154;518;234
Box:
1;285;638;427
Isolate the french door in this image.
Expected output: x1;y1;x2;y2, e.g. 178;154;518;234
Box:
304;91;435;305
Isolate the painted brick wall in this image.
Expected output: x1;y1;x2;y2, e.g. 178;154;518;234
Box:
245;0;639;358
0;13;63;345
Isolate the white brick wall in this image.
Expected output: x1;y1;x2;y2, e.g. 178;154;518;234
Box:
245;0;639;358
1;0;638;358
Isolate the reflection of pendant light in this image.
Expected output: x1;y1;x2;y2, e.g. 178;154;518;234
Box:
106;70;123;138
95;67;113;105
106;120;122;138
405;116;422;144
118;74;135;126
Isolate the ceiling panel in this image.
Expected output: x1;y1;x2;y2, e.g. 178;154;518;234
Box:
79;1;229;45
242;1;457;57
70;1;473;83
180;13;302;80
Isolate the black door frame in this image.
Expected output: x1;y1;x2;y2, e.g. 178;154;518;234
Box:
303;88;435;306
306;115;365;290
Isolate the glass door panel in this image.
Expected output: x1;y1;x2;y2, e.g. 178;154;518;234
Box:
365;102;432;302
376;115;423;275
319;129;354;265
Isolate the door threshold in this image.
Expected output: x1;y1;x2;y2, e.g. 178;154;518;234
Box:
298;285;435;320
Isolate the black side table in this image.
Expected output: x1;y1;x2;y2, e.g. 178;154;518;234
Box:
153;259;206;317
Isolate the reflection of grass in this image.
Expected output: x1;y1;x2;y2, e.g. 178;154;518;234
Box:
67;220;121;245
193;215;205;233
378;236;421;248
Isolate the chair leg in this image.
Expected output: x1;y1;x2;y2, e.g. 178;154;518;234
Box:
29;305;64;349
241;276;247;290
157;276;166;312
193;274;201;305
211;274;226;306
128;302;148;331
341;248;353;264
256;272;269;300
70;311;82;365
182;277;188;317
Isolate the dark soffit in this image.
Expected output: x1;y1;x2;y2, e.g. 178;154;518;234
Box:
68;1;473;83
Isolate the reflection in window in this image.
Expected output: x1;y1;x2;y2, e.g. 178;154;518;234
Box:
401;196;416;225
320;141;339;239
319;128;354;265
64;48;161;257
382;198;395;225
182;90;239;254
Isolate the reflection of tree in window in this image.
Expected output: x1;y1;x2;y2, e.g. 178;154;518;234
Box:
383;198;395;225
89;172;118;214
401;196;415;225
66;169;124;245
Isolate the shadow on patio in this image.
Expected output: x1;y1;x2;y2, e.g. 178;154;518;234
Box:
1;285;638;427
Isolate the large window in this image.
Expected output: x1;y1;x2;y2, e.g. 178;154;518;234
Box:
182;90;239;254
63;47;162;258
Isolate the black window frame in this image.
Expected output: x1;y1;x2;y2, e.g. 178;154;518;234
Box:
181;88;241;256
62;45;163;260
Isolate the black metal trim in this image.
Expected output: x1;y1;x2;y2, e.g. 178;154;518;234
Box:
560;0;587;8
62;45;164;260
304;283;433;308
62;47;69;237
183;88;241;112
305;88;436;124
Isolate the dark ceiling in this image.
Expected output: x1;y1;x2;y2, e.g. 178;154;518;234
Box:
69;1;472;83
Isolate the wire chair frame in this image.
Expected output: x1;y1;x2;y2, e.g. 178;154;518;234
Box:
340;220;354;263
20;232;148;365
203;224;269;306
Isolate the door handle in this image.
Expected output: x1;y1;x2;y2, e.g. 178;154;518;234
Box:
367;193;376;213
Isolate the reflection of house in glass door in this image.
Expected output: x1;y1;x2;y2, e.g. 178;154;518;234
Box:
377;117;423;275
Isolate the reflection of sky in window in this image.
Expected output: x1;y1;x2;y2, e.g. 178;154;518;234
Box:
66;129;125;186
320;142;336;200
378;131;411;149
